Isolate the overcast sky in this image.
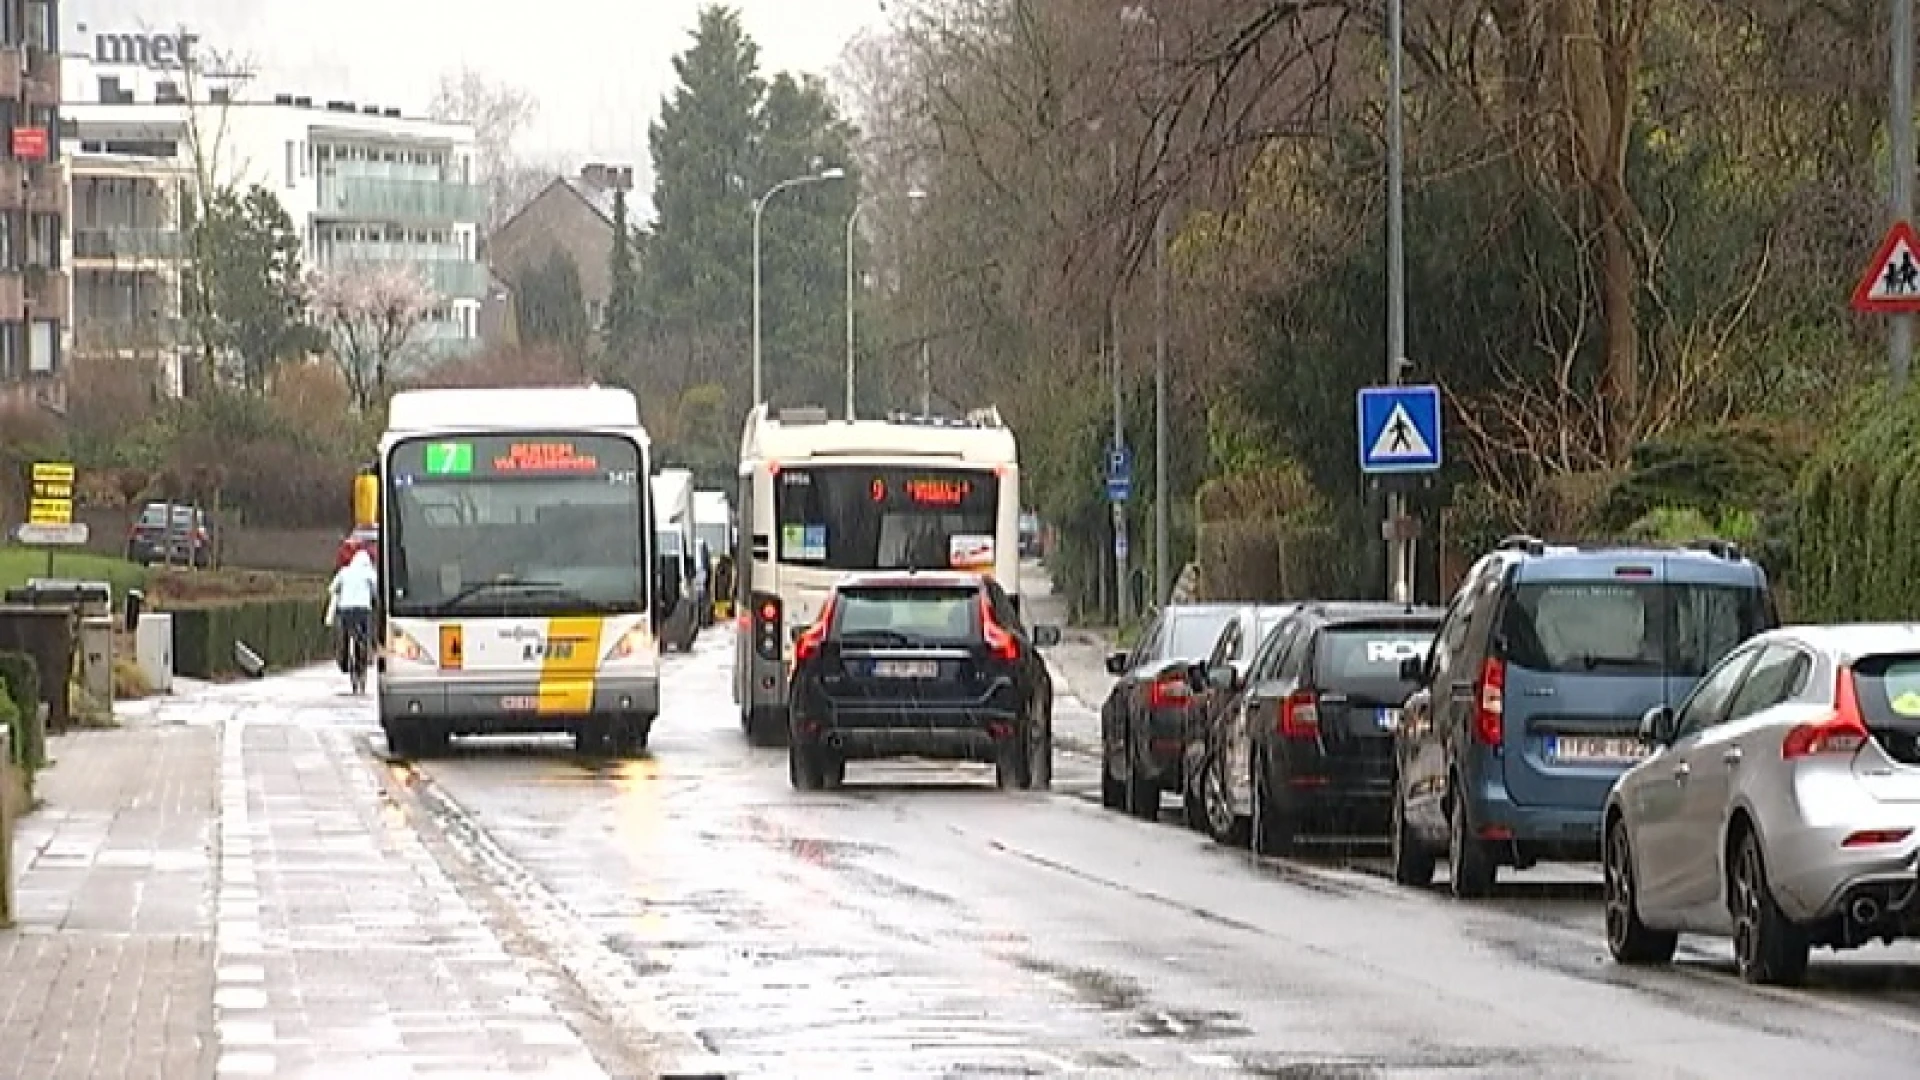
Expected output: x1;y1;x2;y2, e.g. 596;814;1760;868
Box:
69;0;887;184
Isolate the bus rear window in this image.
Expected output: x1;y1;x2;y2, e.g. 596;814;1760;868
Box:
775;465;999;571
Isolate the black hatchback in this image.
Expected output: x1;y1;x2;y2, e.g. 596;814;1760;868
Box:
786;572;1062;792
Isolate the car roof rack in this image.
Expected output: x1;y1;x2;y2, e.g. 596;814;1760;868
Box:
1683;538;1744;561
1496;534;1546;556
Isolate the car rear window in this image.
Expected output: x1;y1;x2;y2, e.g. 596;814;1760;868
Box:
1314;625;1436;688
1852;654;1920;729
1501;582;1768;677
834;587;978;645
1164;610;1235;660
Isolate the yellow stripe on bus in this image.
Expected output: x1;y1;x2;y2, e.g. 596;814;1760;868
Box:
537;616;604;715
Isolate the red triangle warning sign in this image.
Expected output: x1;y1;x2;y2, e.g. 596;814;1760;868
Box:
1852;221;1920;313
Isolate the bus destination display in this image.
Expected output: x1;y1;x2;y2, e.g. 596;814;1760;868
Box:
865;473;991;510
403;435;637;481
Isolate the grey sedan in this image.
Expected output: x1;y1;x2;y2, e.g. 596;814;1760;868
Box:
1603;625;1920;985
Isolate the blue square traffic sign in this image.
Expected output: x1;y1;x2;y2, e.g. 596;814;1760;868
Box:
1357;385;1442;474
1105;445;1133;502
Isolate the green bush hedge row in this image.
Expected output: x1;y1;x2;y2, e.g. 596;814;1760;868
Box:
0;649;42;779
1792;387;1920;623
171;597;334;679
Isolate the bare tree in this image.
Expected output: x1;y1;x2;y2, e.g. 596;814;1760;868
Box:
309;264;437;410
428;67;540;232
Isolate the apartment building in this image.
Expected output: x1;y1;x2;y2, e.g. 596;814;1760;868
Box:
62;23;485;395
0;0;68;413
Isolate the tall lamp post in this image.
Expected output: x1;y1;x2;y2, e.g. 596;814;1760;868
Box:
752;166;846;406
845;188;927;421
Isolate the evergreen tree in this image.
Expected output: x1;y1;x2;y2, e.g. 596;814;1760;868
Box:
514;250;589;359
641;4;861;411
606;187;640;347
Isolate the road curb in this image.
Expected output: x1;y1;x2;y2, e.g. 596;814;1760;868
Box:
374;749;737;1080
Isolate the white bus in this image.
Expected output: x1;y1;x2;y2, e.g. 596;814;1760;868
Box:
375;387;661;758
733;404;1020;745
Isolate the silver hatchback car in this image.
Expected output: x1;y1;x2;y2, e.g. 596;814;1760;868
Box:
1603;624;1920;985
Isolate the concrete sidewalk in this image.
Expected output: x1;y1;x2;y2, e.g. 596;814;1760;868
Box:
2;717;217;1078
2;672;623;1079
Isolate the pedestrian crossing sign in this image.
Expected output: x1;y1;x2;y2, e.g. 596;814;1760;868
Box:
1357;385;1443;474
1851;220;1920;314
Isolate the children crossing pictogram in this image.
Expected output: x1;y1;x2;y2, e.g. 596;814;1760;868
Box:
1852;221;1920;313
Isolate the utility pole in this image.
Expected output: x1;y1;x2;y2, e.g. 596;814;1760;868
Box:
1110;138;1129;626
1384;0;1411;604
919;339;932;416
1894;0;1914;390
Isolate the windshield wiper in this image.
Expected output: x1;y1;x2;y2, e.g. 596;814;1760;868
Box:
434;578;581;615
838;629;916;646
1580;654;1660;671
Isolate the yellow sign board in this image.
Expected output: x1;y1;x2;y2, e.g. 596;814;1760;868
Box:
27;461;73;525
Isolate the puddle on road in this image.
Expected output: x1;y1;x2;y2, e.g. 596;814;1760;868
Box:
1235;1044;1558;1077
1008;955;1147;1012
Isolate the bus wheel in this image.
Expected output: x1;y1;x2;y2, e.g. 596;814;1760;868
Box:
746;706;790;748
615;716;652;756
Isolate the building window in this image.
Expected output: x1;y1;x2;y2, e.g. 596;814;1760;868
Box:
27;318;54;373
28;211;55;267
285;141;296;188
23;0;49;51
97;76;122;104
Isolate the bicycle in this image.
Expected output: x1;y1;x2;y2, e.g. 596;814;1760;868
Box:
340;609;373;695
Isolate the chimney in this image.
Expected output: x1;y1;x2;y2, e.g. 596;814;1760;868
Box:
580;163;610;189
615;166;633;191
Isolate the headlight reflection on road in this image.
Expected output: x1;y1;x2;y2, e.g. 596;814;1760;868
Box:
607;757;669;936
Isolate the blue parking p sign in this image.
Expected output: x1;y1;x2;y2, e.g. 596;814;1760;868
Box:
1106;445;1133;502
1357;385;1442;474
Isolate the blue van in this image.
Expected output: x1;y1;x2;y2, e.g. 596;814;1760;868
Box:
1390;537;1776;897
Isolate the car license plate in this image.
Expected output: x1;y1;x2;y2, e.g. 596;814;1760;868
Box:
872;660;938;679
500;695;539;711
1376;707;1401;731
1547;736;1647;763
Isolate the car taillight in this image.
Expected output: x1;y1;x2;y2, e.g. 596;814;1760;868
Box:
1474;657;1505;746
1783;667;1870;759
978;593;1019;662
1148;672;1191;709
1279;689;1318;738
792;596;835;667
752;593;782;660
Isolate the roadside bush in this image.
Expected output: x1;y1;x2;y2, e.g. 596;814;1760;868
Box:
112;656;151;700
0;651;42;773
170;596;332;679
1792;387;1920;622
1600;422;1802;532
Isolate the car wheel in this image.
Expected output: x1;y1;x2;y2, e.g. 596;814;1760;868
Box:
1029;708;1053;791
1604;815;1677;965
1447;796;1497;899
1201;745;1250;847
1100;714;1125;808
1390;781;1436;887
1181;751;1207;831
1250;750;1298;856
788;742;825;791
1730;827;1809;986
822;751;847;790
996;728;1033;790
746;706;789;748
1123;725;1159;819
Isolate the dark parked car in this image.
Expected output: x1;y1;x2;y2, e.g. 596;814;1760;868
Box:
786;571;1062;791
126;502;213;567
1393;537;1774;898
1193;603;1443;853
1099;604;1237;819
1178;603;1298;829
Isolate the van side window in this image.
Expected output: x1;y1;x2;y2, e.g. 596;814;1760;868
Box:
1252;620;1299;683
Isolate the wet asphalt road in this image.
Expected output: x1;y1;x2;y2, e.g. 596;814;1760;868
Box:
347;627;1920;1080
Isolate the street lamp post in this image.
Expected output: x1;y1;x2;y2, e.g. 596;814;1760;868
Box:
845;188;927;422
752;166;846;407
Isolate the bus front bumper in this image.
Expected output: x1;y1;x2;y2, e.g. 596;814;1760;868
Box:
378;674;660;732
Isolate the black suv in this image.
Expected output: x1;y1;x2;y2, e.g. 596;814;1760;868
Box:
786;572;1061;791
1393;537;1775;897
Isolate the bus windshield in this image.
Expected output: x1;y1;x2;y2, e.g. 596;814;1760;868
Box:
775;464;1000;572
384;433;647;618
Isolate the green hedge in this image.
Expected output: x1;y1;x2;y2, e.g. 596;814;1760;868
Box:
1792;387;1920;622
0;651;41;774
170;597;334;679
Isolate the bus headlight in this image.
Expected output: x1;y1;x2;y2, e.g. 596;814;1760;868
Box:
610;626;656;661
388;628;429;664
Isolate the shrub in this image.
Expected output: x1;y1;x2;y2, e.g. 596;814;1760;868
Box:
1791;387;1920;622
0;650;42;773
170;596;333;679
112;656;152;700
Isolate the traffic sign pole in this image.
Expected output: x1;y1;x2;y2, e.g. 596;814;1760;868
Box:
1893;0;1913;390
